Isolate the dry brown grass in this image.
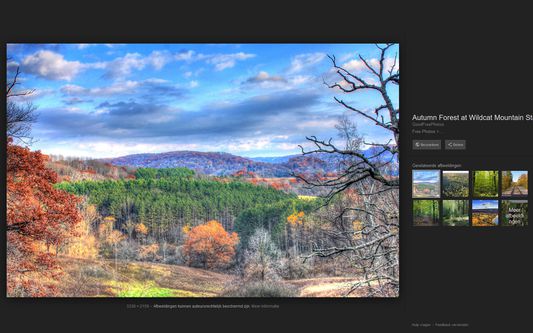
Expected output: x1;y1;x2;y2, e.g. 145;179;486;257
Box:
55;256;232;297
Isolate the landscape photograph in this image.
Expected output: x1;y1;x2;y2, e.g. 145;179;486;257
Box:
442;200;469;226
472;200;499;227
412;170;440;198
6;43;399;297
501;200;528;226
413;200;440;226
472;171;499;197
442;171;469;198
502;171;528;197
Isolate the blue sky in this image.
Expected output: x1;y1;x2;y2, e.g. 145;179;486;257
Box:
413;170;440;184
510;171;527;182
472;200;498;210
7;43;399;158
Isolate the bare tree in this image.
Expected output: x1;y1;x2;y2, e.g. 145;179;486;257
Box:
307;178;399;296
297;43;399;201
6;63;38;144
299;44;399;297
243;228;282;281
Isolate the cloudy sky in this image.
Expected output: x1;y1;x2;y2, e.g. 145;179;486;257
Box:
413;170;440;184
472;200;498;210
7;43;399;158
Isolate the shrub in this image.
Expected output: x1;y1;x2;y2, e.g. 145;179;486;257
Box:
116;240;139;261
279;248;312;279
138;243;161;262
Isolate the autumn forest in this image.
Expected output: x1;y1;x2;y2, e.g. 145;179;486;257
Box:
6;43;399;298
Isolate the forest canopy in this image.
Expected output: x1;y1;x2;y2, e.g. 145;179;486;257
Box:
55;169;300;243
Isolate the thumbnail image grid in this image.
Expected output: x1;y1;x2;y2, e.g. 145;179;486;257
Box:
413;169;528;227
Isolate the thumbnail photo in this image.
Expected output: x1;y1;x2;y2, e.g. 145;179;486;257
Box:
442;200;469;226
412;170;440;198
472;171;499;197
442;171;469;198
413;200;440;226
501;200;528;226
502;171;528;197
472;200;499;226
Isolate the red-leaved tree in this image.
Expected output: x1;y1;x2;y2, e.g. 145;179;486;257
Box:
7;138;81;296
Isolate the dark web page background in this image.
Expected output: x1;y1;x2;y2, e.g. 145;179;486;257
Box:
2;3;532;332
400;108;532;327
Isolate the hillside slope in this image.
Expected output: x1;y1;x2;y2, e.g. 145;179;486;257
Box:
100;150;370;177
56;257;367;297
57;257;232;297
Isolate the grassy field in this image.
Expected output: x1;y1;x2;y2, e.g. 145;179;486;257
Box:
54;257;367;297
57;257;230;297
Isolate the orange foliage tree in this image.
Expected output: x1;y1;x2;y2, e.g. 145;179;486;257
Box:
182;220;239;269
287;211;305;226
7;138;81;296
135;223;149;243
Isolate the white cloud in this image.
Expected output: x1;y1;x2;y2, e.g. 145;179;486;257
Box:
342;57;399;74
226;138;272;152
18;48;259;81
175;50;196;61
288;52;326;74
183;68;204;78
189;80;199;88
244;71;287;88
206;52;255;71
59;78;185;98
296;119;338;129
144;78;169;84
21;50;85;81
147;50;172;70
104;53;147;78
288;75;312;86
339;52;357;62
61;80;140;96
243;71;313;90
103;51;174;78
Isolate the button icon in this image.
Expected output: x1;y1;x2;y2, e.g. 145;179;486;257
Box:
412;140;441;150
445;140;466;150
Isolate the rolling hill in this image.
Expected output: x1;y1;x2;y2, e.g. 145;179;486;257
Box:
102;151;339;177
100;147;396;177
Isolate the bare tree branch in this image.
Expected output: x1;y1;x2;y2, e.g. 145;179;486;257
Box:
6;65;38;144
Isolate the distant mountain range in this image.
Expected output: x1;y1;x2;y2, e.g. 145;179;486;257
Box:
249;155;299;164
102;148;396;177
